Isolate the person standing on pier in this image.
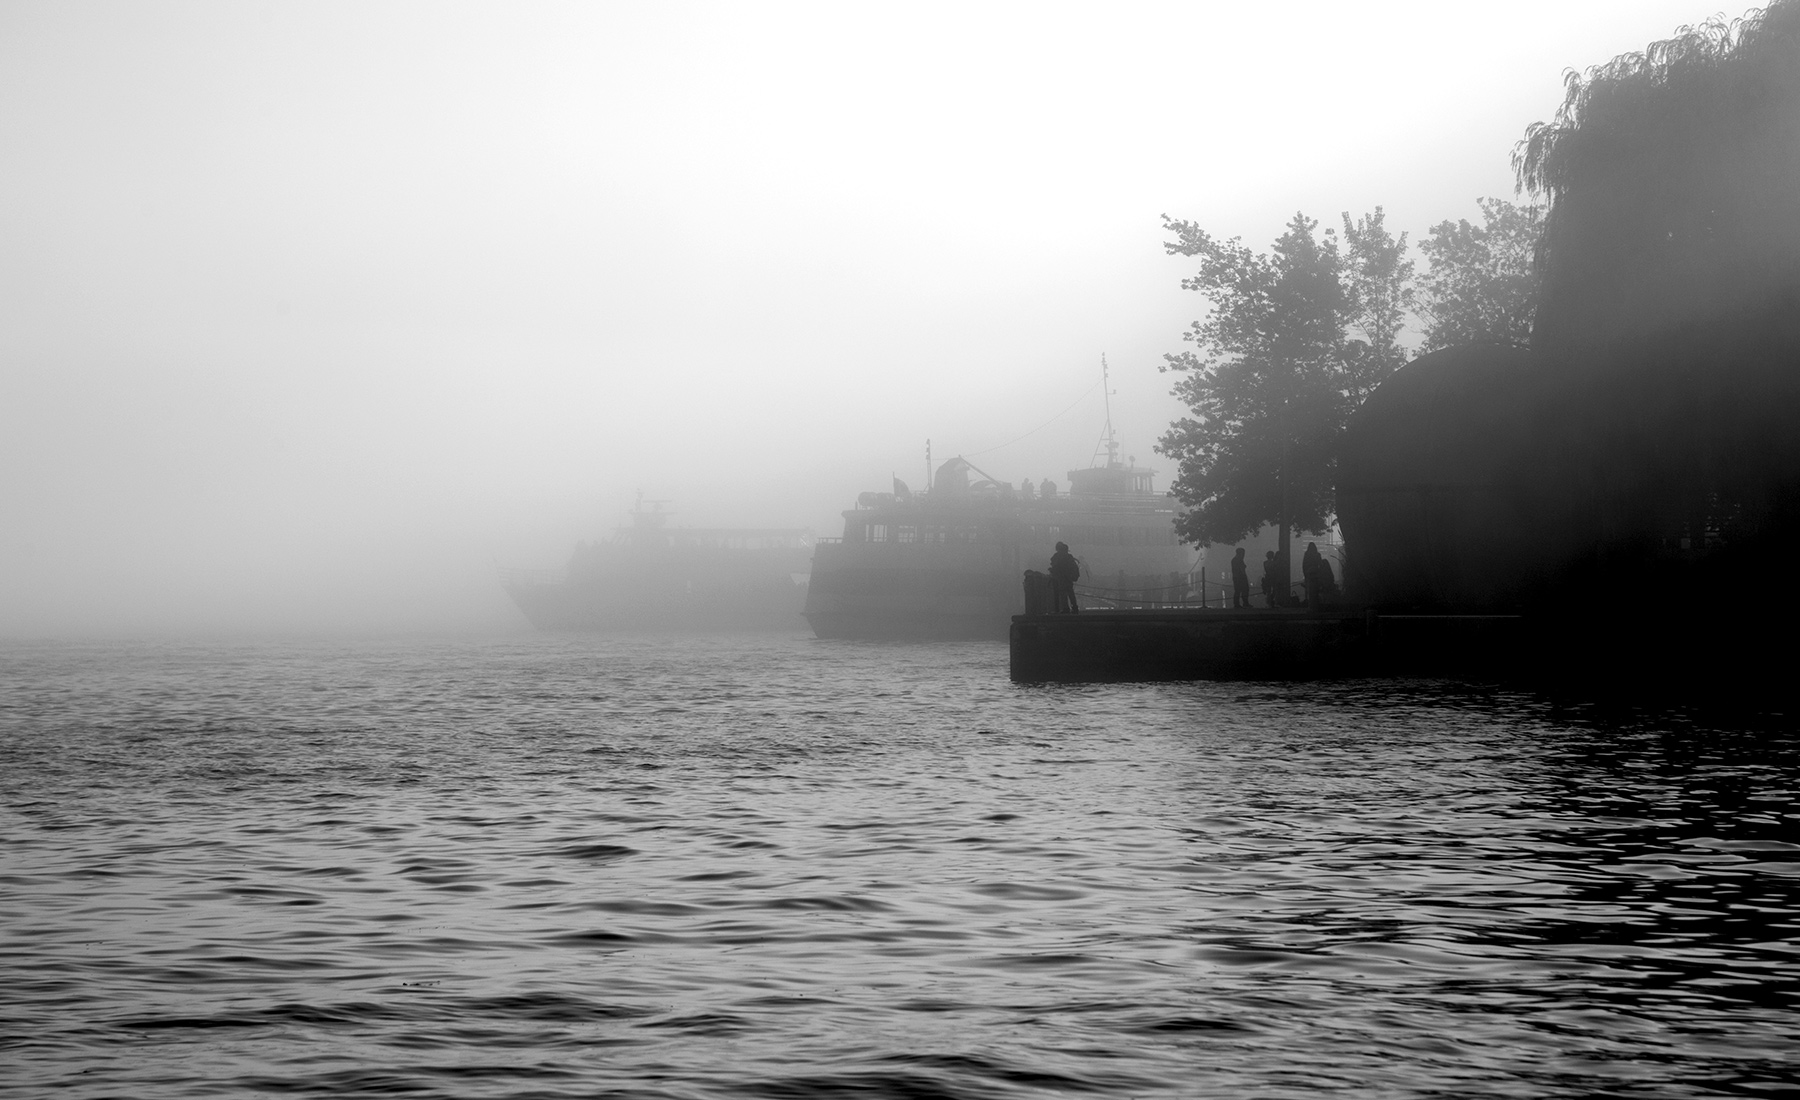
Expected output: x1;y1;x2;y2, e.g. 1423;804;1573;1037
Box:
1314;555;1337;603
1261;551;1278;608
1230;547;1251;609
1302;542;1323;607
1049;541;1081;614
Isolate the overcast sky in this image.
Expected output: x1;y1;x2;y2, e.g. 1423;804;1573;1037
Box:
0;0;1721;635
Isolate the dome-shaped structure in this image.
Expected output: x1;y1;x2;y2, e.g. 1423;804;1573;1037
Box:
1337;343;1570;611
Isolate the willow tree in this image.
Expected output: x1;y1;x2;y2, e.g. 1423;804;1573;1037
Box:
1517;1;1800;354
1156;213;1349;569
1511;0;1800;589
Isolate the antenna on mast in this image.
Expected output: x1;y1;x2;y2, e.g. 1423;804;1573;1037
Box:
1093;354;1121;469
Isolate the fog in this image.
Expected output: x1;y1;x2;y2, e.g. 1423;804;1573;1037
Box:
0;0;1709;636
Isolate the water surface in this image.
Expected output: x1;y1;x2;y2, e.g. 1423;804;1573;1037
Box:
2;634;1797;1097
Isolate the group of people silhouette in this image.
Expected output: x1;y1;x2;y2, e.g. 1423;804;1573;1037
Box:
1227;541;1337;609
1037;537;1337;615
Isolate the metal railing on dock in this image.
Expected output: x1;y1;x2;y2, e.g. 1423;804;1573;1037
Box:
1070;574;1312;610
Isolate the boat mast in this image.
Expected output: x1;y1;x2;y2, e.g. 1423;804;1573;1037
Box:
1095;354;1121;469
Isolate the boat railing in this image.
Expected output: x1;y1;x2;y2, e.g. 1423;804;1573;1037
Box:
1050;495;1180;513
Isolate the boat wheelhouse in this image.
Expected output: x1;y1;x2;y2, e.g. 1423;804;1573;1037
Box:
804;454;1195;639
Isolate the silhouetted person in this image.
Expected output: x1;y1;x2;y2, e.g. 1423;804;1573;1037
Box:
1302;542;1322;607
1261;550;1277;607
1040;478;1057;499
1314;556;1337;603
1049;541;1080;613
1230;547;1250;608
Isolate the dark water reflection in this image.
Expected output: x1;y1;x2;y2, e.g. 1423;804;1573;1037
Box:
1;636;1796;1098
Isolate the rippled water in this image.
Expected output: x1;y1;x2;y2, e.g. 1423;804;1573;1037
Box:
2;633;1797;1098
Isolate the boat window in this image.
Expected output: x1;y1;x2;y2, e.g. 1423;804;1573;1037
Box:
870;524;889;542
897;526;917;544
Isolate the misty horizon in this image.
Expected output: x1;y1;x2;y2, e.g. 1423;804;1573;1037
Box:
1;1;1715;637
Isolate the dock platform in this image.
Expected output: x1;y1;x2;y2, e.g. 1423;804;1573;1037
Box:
1009;608;1524;682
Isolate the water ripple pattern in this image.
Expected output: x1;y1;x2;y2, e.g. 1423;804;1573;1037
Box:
2;634;1797;1098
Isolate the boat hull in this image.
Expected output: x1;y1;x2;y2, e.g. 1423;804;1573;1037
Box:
507;582;807;632
803;492;1195;641
508;545;810;632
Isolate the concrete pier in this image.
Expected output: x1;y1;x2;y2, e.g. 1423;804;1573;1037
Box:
1009;608;1524;682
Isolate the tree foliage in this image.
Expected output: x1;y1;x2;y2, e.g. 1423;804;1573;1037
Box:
1417;198;1543;352
1341;207;1415;403
1156;212;1352;546
1493;0;1800;606
1158;193;1559;548
1514;0;1800;352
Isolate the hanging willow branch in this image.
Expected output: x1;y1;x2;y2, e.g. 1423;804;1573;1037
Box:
1513;9;1781;201
1511;0;1800;353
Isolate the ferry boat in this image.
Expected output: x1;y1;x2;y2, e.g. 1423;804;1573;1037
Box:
505;497;812;631
804;388;1197;640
